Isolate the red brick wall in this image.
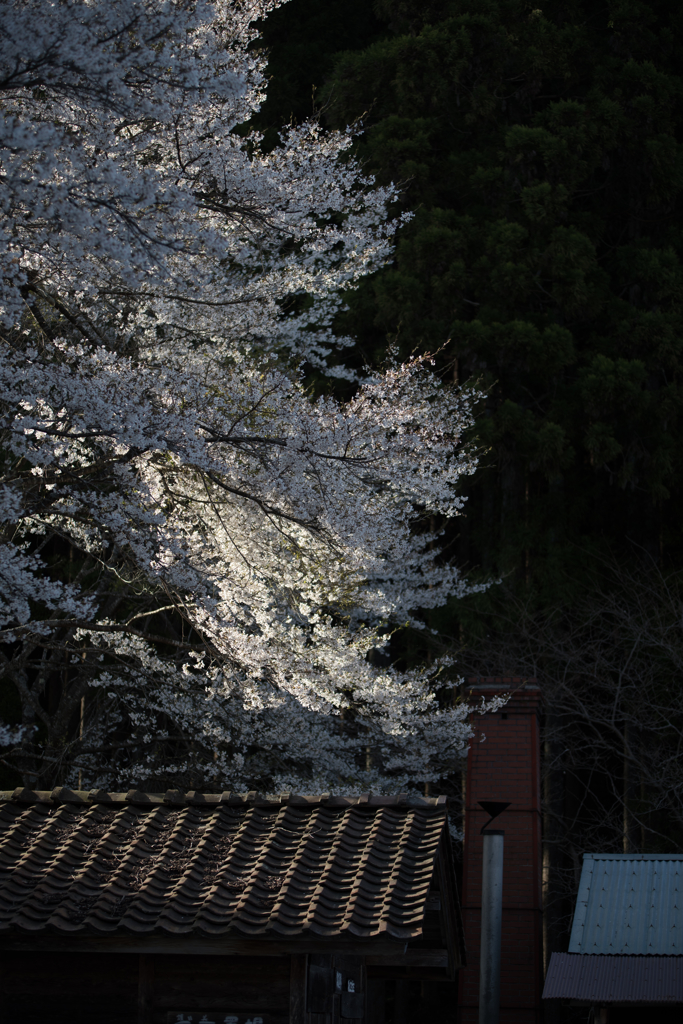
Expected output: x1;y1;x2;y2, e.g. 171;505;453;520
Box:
458;680;542;1024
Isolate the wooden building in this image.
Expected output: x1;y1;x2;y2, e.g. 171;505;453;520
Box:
543;852;683;1023
0;787;465;1024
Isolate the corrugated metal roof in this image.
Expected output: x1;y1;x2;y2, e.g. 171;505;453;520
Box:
0;788;451;941
569;853;683;955
543;952;683;1003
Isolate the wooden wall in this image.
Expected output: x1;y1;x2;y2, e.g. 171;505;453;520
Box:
0;949;458;1024
0;951;290;1024
1;951;139;1024
145;953;290;1024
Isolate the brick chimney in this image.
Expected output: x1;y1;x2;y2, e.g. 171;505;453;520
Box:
458;679;542;1024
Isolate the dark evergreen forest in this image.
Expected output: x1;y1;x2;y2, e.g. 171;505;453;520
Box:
251;0;683;952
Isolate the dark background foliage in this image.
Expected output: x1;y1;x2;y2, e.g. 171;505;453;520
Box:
248;0;683;962
257;0;683;595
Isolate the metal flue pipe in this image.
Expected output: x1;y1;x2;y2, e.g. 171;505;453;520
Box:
477;800;509;1024
479;830;504;1024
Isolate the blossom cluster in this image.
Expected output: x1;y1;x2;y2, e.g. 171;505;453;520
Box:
0;0;489;793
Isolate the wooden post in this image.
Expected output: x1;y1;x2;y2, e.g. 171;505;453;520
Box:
290;953;307;1024
138;954;154;1024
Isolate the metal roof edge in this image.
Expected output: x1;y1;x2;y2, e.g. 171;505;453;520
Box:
557;953;683;958
581;852;683;860
568;856;594;953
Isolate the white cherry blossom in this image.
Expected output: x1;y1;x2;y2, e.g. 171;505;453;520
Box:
0;0;493;793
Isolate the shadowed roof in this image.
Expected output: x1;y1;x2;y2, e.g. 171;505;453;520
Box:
569;853;683;956
543;952;683;1003
0;788;451;941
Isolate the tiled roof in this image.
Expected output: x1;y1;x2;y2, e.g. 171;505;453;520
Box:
543;952;683;1003
569;853;683;955
0;788;450;941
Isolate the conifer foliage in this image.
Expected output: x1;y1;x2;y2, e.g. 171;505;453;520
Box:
321;0;683;594
0;0;488;792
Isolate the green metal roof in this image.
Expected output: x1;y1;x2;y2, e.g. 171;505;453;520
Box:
569;853;683;955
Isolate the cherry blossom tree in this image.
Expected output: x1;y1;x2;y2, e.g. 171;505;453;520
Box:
0;0;490;793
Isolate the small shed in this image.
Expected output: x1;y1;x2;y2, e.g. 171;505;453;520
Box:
543;852;683;1023
0;787;465;1024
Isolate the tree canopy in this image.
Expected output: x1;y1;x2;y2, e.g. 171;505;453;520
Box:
0;0;491;794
